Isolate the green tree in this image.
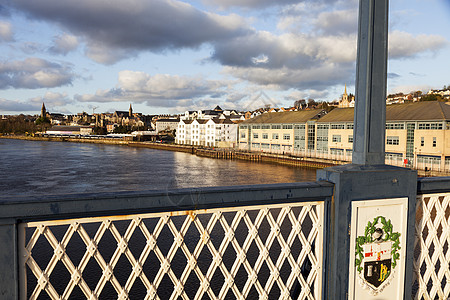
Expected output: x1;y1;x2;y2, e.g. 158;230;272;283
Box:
0;115;39;134
93;126;107;135
113;125;131;133
35;116;51;125
420;94;444;102
35;116;52;133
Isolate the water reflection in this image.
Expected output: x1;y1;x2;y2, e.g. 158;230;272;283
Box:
0;139;316;198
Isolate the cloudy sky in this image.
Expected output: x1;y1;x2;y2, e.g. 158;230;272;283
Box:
0;0;449;115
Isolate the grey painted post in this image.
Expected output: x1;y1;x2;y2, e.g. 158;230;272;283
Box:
317;0;417;299
0;220;18;298
352;0;388;165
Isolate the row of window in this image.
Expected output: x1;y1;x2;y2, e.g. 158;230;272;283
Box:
329;135;353;143
420;137;437;147
243;122;446;131
252;133;291;140
251;143;291;150
418;122;443;130
317;124;353;130
386;123;404;130
331;124;345;129
245;124;307;130
244;133;438;147
386;136;399;145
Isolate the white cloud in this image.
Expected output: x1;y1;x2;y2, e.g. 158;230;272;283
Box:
212;26;446;93
223;64;352;90
0;58;75;89
0;98;40;112
388;84;433;95
10;0;251;64
314;9;357;35
30;91;72;107
0;21;13;41
251;54;269;65
49;33;79;55
284;89;330;101
389;30;447;59
202;0;337;9
85;42;134;65
75;71;230;108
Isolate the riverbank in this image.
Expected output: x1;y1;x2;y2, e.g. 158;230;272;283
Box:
0;134;129;145
1;135;335;170
2;135;447;175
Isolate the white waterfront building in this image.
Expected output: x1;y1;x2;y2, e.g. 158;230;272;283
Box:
176;117;238;147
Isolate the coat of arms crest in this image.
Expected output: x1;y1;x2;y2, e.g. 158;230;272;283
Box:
355;216;401;295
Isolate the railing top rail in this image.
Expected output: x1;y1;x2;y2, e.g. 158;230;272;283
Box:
0;181;333;222
417;176;450;194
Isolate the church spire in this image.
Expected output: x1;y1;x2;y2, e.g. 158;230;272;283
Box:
344;83;347;96
41;103;47;118
129;103;133;117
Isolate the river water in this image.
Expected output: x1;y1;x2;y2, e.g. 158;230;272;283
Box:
2;139;318;298
0;139;317;198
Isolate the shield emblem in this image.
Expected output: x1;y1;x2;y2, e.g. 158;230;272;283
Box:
355;216;401;295
363;241;392;288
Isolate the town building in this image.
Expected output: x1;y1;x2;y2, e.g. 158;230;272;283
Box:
338;85;355;108
107;104;145;129
386;93;412;105
176;117;238;147
316;101;450;170
176;119;193;145
45;125;93;136
181;105;243;121
238;109;326;153
238;101;450;171
155;118;180;133
427;88;450;100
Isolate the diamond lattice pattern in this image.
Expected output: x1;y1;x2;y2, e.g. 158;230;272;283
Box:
19;202;324;299
413;193;450;299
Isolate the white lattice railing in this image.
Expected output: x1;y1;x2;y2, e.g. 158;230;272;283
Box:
19;201;324;300
413;192;450;299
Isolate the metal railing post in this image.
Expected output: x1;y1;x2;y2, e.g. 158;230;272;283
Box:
0;220;19;298
317;0;417;299
352;0;388;165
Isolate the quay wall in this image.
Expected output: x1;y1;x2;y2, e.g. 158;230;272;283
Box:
130;142;195;153
195;148;338;169
4;135;445;174
0;135;129;145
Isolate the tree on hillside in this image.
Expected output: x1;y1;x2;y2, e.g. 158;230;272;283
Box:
317;101;335;112
420;94;444;102
35;116;51;133
412;91;423;98
35;116;50;126
294;99;306;109
307;99;317;107
113;125;130;133
0;115;39;134
93;126;107;135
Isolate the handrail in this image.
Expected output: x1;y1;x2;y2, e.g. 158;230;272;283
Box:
417;176;450;194
0;181;334;222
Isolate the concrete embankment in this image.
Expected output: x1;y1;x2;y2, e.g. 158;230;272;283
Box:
2;135;338;169
3;135;448;175
130;142;195;153
195;148;338;169
0;135;129;145
0;135;342;170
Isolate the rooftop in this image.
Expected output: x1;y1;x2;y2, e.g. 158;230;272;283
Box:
317;101;450;123
242;109;325;124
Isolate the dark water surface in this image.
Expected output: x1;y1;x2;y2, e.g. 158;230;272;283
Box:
0;139;317;198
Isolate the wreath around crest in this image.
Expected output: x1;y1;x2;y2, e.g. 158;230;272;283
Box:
355;216;401;274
